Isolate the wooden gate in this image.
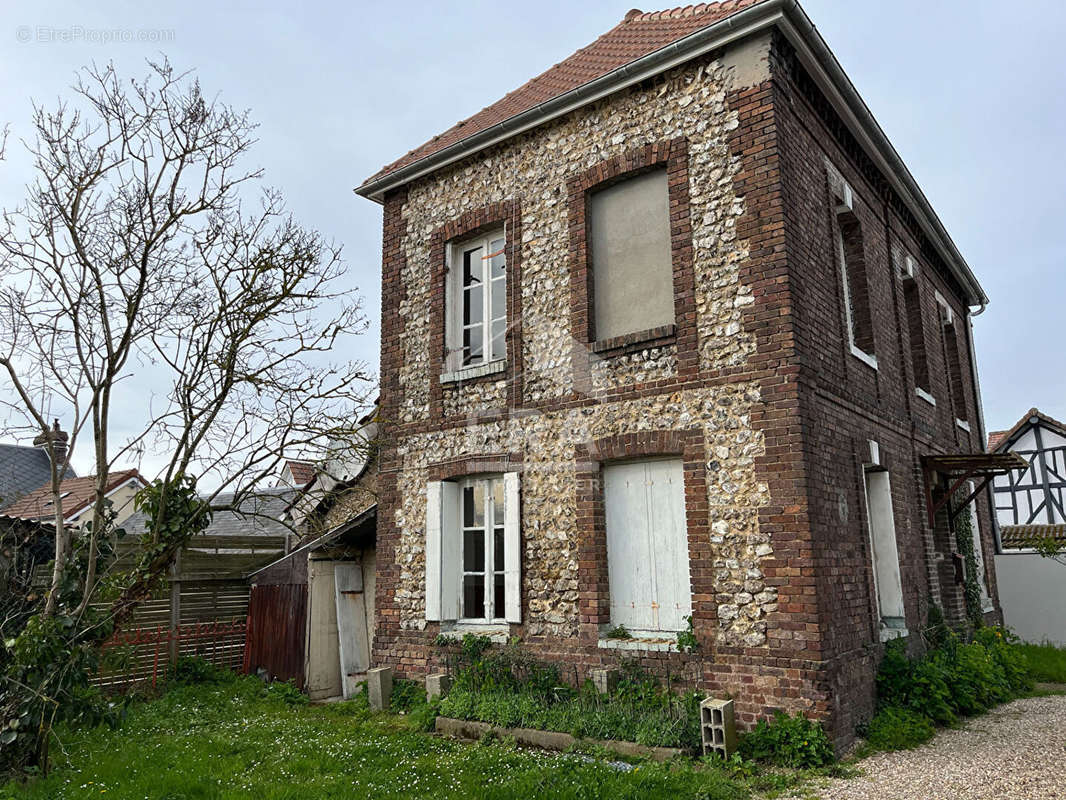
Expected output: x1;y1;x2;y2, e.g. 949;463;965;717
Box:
243;582;308;687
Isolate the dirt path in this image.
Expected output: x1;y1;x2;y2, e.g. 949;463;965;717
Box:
813;694;1066;800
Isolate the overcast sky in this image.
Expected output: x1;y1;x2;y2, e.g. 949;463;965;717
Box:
1;0;1063;474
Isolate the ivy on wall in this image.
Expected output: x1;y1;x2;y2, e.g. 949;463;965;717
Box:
952;491;984;628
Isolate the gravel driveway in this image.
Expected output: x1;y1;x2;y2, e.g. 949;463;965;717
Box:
813;694;1066;800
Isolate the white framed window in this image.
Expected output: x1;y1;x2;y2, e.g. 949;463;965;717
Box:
604;458;691;634
447;230;506;372
426;472;520;624
863;461;906;640
830;176;877;368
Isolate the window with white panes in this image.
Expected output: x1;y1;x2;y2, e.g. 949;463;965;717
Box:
425;472;521;625
449;231;506;370
460;476;506;622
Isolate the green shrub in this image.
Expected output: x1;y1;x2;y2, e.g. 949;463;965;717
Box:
167;656;234;687
676;615;699;654
737;711;834;769
863;707;934;751
390;678;427;712
871;624;1034;745
265;679;308;706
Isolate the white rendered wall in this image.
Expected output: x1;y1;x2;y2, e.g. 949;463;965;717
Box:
995;552;1066;645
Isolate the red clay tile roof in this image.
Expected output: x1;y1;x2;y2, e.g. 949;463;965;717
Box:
284;460;315;486
987;430;1008;452
359;1;766;189
3;469;145;521
1001;524;1066;550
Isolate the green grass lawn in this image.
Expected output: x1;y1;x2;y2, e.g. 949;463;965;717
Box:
0;677;805;800
1017;641;1066;684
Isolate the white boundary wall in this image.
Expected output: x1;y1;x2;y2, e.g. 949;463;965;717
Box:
995;551;1066;645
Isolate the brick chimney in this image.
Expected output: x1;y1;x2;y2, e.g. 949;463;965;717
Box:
33;419;69;471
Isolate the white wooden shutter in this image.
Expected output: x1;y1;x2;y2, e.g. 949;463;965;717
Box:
605;462;655;631
605;459;690;632
425;480;460;622
440;481;460;620
647;459;691;632
425;482;443;621
503;471;522;623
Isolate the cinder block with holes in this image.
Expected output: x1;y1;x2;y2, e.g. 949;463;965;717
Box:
700;697;737;758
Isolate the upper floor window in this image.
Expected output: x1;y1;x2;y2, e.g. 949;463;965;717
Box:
832;180;876;367
936;293;968;427
589;169;674;342
900;255;933;403
447;230;506;371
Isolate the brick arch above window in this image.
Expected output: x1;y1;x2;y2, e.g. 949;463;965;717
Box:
427;200;524;422
574;428;712;644
567;138;698;392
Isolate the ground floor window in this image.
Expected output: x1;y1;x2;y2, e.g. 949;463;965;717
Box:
604;458;692;633
864;467;906;636
426;472;521;624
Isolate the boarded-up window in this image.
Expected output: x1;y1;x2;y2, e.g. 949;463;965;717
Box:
604;459;691;633
589;169;673;341
901;257;931;395
863;468;906;635
942;313;968;423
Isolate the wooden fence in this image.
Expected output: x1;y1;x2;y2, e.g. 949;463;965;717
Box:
94;533;287;691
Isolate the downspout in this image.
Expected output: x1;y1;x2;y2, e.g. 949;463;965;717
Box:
966;301;1001;555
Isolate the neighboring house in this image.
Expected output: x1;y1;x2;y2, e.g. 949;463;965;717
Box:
990;408;1066;644
123;488;293;579
0;421;76;510
4;469;147;529
354;0;1011;747
246;444;377;700
278;459;315;490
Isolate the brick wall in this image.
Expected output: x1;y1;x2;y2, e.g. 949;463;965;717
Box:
367;31;995;750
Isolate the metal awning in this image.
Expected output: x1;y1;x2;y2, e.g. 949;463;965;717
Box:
921;451;1027;526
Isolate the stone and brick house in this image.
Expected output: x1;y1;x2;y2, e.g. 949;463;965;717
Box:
355;0;1004;746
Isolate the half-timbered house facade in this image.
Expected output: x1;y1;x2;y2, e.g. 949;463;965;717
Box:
990;408;1066;644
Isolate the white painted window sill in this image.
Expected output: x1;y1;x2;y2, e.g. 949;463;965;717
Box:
437;622;510;644
956;418;971;433
915;387;936;407
879;626;909;643
440;359;506;384
850;345;878;370
598;637;678;653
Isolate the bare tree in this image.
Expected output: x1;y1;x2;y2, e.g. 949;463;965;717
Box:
0;59;371;624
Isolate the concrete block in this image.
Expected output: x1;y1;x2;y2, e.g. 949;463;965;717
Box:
700;697;737;758
367;666;393;711
426;672;452;700
590;666;619;695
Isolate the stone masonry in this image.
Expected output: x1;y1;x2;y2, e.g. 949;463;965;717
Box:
361;21;998;749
